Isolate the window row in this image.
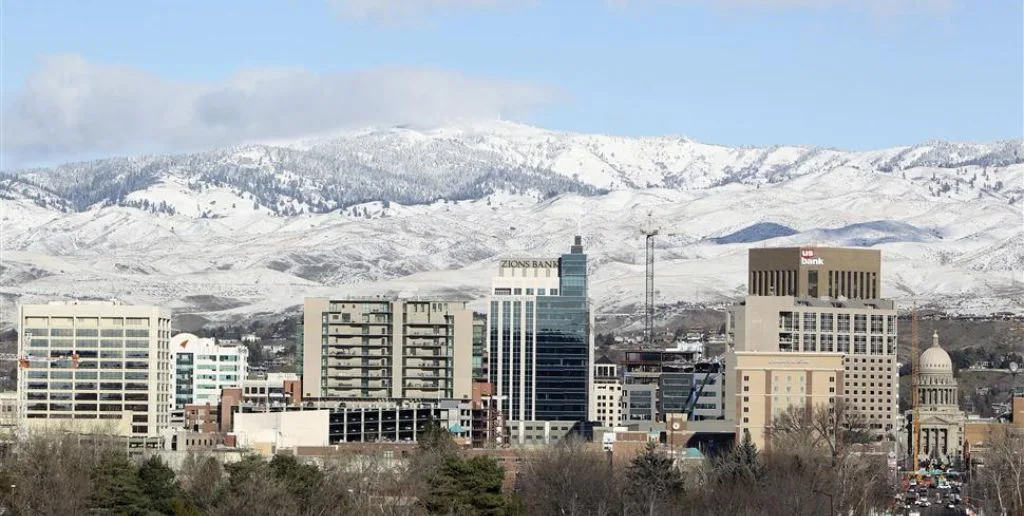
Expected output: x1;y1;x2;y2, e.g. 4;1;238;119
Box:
779;313;896;334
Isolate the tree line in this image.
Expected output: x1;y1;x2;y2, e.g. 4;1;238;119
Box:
1;408;1021;516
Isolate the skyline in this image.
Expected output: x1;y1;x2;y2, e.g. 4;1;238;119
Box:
2;0;1022;167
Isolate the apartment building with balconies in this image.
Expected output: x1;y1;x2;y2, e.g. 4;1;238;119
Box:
301;298;473;403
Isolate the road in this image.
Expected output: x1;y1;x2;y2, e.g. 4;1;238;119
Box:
897;483;970;516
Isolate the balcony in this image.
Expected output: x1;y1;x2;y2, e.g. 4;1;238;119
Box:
327;338;391;347
409;372;442;378
405;361;446;369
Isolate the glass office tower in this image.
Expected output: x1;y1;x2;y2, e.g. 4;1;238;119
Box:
489;236;593;422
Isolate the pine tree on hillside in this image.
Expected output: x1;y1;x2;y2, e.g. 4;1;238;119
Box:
89;452;151;514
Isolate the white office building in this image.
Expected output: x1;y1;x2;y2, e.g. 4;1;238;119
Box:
169;333;248;424
591;357;622;428
17;301;173;438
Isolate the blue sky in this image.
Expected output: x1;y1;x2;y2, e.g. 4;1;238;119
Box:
3;0;1022;165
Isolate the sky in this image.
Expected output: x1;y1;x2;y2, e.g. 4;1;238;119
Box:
2;0;1022;167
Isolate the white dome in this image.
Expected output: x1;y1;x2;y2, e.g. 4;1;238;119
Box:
920;331;952;374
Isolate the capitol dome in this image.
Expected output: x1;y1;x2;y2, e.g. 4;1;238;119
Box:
920;331;953;374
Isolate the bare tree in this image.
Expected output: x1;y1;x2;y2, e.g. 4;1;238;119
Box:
179;452;224;511
0;430;131;516
768;402;894;515
974;426;1024;515
517;438;623;516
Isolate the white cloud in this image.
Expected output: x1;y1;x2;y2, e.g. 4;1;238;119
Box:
3;55;554;164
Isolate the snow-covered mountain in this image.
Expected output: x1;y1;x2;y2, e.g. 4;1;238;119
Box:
2;120;1022;328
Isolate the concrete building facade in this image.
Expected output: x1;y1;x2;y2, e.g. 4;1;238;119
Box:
592;357;622;428
301;298;473;402
730;295;899;432
488;236;594;423
622;383;658;424
17;301;173;438
748;247;882;299
725;350;844;449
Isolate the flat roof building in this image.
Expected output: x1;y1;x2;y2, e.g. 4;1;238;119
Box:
725;350;844;450
301;298;473;402
488;236;594;423
169;333;248;425
17;301;173;438
730;296;899;433
592;357;622;429
748;247;881;299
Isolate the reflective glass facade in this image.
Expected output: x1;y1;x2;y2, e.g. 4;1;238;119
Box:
534;295;589;420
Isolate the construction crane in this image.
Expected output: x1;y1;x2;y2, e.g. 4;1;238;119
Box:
640;212;683;349
641;213;659;348
911;303;921;475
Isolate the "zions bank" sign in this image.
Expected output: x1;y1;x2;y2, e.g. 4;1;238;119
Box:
500;259;559;269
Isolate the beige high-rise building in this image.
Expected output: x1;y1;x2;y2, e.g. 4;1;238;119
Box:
748;247;882;299
302;298;473;402
730;296;899;433
725;350;844;449
17;301;173;438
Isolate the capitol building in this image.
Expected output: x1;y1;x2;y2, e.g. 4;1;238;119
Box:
913;331;967;466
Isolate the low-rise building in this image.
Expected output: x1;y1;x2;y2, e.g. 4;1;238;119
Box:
724;350;844;450
234;410;331;452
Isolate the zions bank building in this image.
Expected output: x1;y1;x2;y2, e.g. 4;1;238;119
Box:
487;236;594;424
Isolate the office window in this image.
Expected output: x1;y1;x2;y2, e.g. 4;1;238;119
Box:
807;270;819;298
854;315;867;333
820;314;834;332
870;336;883;354
871;315;884;334
854;336;867;354
837;314;851;332
837;335;850;353
802;333;816;352
820;334;834;352
802;313;817;332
